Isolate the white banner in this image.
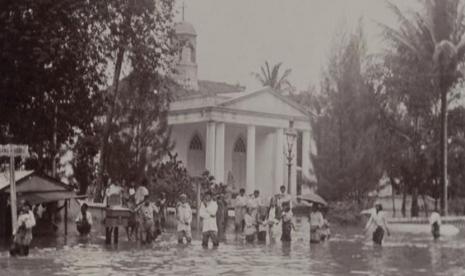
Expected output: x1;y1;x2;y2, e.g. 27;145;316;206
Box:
0;144;29;157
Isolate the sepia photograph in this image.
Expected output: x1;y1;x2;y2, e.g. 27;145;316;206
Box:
1;0;465;275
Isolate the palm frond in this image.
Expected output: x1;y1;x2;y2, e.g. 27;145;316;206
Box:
379;22;425;60
270;62;282;88
277;68;292;89
265;61;272;81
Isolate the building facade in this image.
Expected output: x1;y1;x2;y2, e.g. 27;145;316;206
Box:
169;21;315;199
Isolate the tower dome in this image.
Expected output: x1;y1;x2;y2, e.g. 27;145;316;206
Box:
173;20;198;91
174;21;197;36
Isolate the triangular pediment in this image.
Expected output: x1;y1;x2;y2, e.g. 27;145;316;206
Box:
219;87;309;118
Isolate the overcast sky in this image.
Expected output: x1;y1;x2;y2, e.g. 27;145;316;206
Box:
174;0;411;91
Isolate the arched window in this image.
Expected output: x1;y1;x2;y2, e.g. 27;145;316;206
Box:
189;134;203;151
234;137;246;153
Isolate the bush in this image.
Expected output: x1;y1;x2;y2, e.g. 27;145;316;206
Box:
449;198;465;216
326;201;364;226
147;153;195;206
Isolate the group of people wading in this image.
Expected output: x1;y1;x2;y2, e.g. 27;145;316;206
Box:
75;180;332;248
364;202;442;246
96;178;168;244
234;185;330;244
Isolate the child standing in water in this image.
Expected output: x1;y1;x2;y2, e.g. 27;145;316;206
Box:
429;208;441;240
281;202;294;242
176;194;192;244
244;207;256;243
257;211;267;243
267;197;280;241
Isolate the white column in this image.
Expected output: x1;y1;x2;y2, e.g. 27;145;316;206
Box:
215;122;225;184
302;130;311;179
274;128;284;194
246;125;256;193
290;138;297;196
205;121;216;175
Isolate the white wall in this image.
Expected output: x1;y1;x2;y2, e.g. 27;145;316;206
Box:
170;123;206;170
255;127;275;200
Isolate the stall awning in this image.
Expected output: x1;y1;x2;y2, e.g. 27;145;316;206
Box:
0;171;80;204
18;192;85;205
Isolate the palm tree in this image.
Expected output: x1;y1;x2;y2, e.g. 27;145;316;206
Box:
382;0;465;215
252;61;293;92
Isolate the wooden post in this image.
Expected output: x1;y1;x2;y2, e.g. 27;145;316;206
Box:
10;152;17;235
0;144;28;236
0;194;5;238
196;181;201;231
113;227;118;244
64;199;68;236
105;227;111;244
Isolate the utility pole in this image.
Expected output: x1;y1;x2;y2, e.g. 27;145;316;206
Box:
0;144;29;235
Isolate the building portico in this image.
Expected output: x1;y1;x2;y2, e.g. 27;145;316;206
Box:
168;87;314;199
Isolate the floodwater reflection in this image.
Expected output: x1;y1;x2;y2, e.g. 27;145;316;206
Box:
1;220;465;276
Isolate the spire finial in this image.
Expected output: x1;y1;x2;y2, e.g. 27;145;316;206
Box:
182;1;185;21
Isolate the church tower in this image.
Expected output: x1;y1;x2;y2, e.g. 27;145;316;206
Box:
173;13;198;91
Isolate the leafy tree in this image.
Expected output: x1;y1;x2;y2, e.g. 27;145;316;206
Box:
95;0;176;200
312;22;384;202
72;135;100;195
0;0;106;175
381;0;465;215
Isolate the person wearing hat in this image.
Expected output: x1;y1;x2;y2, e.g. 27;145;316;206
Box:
199;191;219;248
365;202;390;245
176;194;192;244
75;203;93;236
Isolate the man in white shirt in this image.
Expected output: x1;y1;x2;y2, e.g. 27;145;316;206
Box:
234;188;248;232
76;203;93;235
105;179;123;206
199;191;219;248
176;194;192;244
277;185;292;209
247;190;262;219
429;208;441;239
135;179;149;205
136;195;157;244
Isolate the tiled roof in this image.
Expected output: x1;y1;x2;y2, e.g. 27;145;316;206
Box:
170;80;245;100
0;170;34;191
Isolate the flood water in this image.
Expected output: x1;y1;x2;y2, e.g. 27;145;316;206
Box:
1;218;465;276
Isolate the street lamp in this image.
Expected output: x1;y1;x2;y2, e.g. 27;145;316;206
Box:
284;120;297;194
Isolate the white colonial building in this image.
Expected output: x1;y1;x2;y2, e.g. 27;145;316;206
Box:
169;21;315;199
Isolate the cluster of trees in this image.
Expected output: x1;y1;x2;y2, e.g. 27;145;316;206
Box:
305;0;465;216
0;0;178;199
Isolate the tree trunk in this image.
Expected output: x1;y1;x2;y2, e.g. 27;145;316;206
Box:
52;105;58;178
401;183;406;217
440;88;448;216
389;176;396;218
421;192;429;217
411;187;419;217
338;116;343;169
95;47;125;202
